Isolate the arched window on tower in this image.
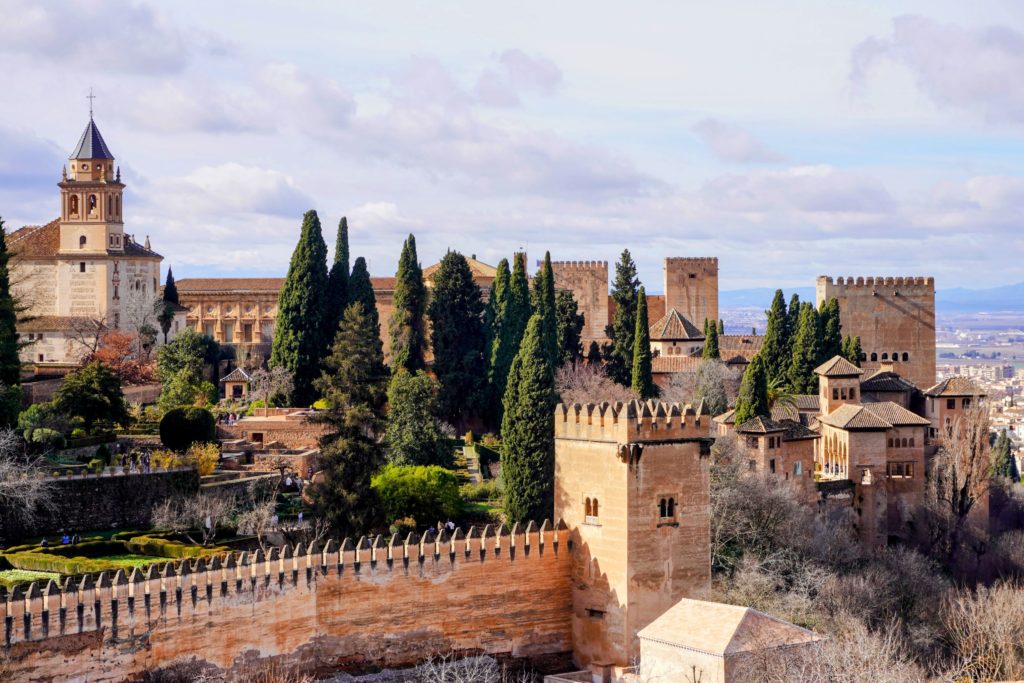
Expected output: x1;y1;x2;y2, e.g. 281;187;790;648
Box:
667;498;675;517
88;194;97;216
115;196;120;218
870;352;877;361
902;352;909;361
79;235;86;249
69;195;79;217
881;353;889;360
107;195;112;215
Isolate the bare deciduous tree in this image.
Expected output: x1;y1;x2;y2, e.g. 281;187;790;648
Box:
0;428;56;532
250;366;294;416
942;581;1024;682
151;492;236;547
555;362;637;406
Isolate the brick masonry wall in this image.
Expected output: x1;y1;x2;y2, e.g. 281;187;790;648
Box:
4;525;573;681
0;469;199;544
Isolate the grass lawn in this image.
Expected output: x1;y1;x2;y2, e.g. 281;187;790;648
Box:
94;554;169;569
0;569;60;589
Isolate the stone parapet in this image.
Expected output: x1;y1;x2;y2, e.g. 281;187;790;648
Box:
555;400;711;443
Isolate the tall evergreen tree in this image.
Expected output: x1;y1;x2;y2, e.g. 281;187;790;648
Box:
604;249;640;386
992;430;1020;482
389;234;427;374
384;370;452;468
787;293;801;357
484;258;510;365
761;289;790;383
555;290;584;366
428;251;486;427
532;252;559;368
819;297;843;363
310;301;388;535
586;341;602;366
0;219;21;397
347;257;377;325
717;319;725;336
269;210;329;406
500;314;556;524
733;355;769;424
162;266;179;305
631;288;654;399
489;253;531;426
325;216;350;342
702;321;720;360
787;303;821;395
841;335;863;366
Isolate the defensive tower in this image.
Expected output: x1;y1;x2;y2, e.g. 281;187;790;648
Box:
664;257;718;328
551;260;609;348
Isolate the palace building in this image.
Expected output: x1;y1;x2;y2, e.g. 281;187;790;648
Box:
10;116;166;370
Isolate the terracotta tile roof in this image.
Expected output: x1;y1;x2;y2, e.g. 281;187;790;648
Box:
19;315;96;333
819;403;892;430
724;354;750;366
220;367;252;383
736;415;787;434
719;334;763;360
924;376;986;397
780;419;820;441
794;394;821;411
176;276;397;294
651;355;703;374
423;255;496;281
9;219;60;258
860;370;917;393
864;401;930;426
637;598;823;657
649;308;704;341
714;408;736;425
814;355;864;377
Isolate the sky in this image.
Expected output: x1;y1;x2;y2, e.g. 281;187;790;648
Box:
1;1;1023;292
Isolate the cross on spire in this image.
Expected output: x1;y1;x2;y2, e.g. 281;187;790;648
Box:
87;88;96;119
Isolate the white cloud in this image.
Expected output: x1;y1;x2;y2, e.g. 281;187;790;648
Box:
692;118;784;163
154;163;313;218
852;15;1024;123
124;81;269;134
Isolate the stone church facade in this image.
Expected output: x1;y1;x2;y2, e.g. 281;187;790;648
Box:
10;117;165;370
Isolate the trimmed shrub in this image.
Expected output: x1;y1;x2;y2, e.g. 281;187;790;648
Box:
159;407;216;452
95;444;112;465
371;464;463;527
123;535;225;559
30;427;65;450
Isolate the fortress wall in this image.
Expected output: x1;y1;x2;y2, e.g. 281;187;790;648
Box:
555;400;711;445
817;276;936;390
3;525;572;682
551;261;609;346
664;258;718;327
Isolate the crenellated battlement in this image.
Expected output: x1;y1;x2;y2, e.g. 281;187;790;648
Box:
817;275;934;290
550;260;608;270
2;522;568;649
554;399;711;443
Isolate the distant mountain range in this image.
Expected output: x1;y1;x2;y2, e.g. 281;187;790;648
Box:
719;282;1024;315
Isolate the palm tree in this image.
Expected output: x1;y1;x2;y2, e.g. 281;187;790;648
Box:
767;376;798;418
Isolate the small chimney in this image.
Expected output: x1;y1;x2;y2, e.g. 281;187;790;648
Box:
879;360;895;373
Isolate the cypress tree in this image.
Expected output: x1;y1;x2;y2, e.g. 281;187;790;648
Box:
586;341;602;366
605;249;640;386
631;288;654;399
347;257;378;327
270;210;329;406
162;266;179;305
532;252;559;369
428;251;486;427
787;302;821;394
389;234;427;374
555;289;584;366
848;336;863;366
702;321;720;360
718;319;725;336
384;370;452;468
500;314;556;524
484;258;510;366
761;290;789;383
734;355;769;424
489;252;531;426
325;216;350;341
819;297;843;363
787;293;801;358
310;301;388;535
0;220;22;427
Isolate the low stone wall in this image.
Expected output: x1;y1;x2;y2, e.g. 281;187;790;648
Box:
0;469;200;544
218;417;330;450
4;524;574;681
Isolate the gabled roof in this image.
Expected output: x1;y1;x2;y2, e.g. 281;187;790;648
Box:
18;315;96;333
649;308;705;341
637;598;823;657
860;369;917;393
423;255;496;282
724;354;750;366
924;376;986;398
818;403;892;430
651;355;702;374
794;394;821;411
71;118;114;160
863;401;930;427
780;419;820;441
220;367;252;384
8;220;160;259
736;416;786;434
814;355;864;377
714;408;736;425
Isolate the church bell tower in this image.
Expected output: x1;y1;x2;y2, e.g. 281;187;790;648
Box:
58;108;125;255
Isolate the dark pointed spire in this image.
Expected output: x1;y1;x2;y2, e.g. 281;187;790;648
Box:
71;118;114;160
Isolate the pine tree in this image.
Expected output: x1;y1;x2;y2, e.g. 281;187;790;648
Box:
428;251;486;427
586;341;602;366
555;290;584;366
532;252;559;368
819;297;843;363
605;249;640;386
734;354;769;424
489;252;531;426
162;266;179;305
702;321;720;360
761;289;790;383
500;314;556;524
787;302;821;395
310;301;388;535
384;370;452;468
269;210;329;406
389;234;427;374
325;216;350;342
631;288;654;399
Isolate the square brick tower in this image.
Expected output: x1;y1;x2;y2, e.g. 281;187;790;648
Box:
554;400;713;670
551;260;609;349
816;276;936;390
664;257;719;328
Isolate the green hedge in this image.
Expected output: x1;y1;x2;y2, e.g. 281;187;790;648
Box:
124;535;224;559
65;433;116;449
160;407;216;451
4;551;114;575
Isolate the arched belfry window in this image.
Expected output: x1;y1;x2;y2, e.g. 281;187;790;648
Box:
88;194;97;214
585;498;592;517
79;235;86;249
667;498;675;517
69;195;79;216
